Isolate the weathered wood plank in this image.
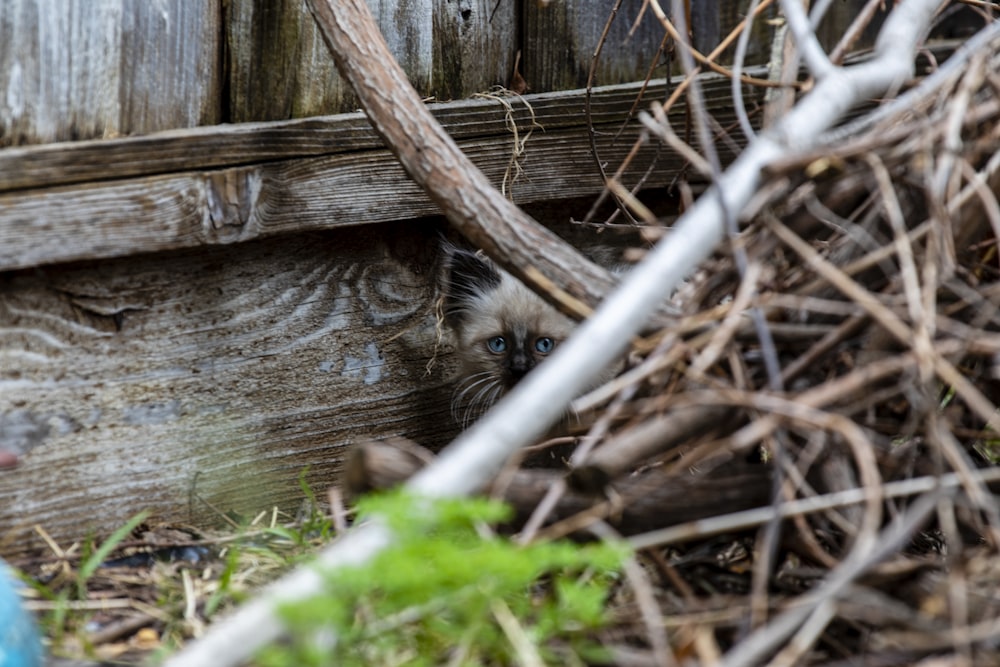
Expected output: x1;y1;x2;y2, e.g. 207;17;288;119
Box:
519;0;781;92
0;0;895;148
0;123;709;271
431;0;518;101
226;0;518;121
0;0;221;146
701;1;779;65
0;69;768;194
0;224;456;558
815;2;886;53
226;0;351;122
523;0;672;93
0;97;755;272
0;70;767;272
374;0;433;95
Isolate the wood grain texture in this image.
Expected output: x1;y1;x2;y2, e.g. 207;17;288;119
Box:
226;0;517;121
523;0;673;93
431;0;518;101
0;70;764;193
519;0;794;92
0;0;220;146
0;123;703;271
0;70;764;272
226;0;350;122
0;224;458;558
0;0;883;145
373;0;433;94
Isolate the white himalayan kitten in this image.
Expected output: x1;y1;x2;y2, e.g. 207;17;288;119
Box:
441;244;617;427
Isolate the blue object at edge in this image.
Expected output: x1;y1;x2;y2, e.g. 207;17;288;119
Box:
0;560;43;667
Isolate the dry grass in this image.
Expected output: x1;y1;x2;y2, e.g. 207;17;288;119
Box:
14;501;333;664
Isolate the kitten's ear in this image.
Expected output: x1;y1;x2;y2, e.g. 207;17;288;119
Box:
441;245;501;326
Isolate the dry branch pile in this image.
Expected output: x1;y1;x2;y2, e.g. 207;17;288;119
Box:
157;3;1000;666
349;11;1000;667
588;25;1000;664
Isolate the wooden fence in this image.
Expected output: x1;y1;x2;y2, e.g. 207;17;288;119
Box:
0;0;879;557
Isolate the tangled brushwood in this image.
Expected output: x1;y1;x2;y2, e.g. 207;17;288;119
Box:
348;14;1000;667
144;3;1000;667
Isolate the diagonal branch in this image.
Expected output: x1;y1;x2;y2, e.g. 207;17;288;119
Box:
302;0;618;322
779;0;835;78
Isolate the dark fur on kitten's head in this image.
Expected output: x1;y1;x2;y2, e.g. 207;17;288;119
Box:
441;244;576;427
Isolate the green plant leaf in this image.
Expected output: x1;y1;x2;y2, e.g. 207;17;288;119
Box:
76;510;149;597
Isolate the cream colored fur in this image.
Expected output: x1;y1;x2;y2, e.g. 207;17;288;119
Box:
442;245;620;427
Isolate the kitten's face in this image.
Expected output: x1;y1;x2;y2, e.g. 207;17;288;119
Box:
442;247;575;426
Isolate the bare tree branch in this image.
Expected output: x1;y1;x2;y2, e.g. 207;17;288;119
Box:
779;0;835;78
717;489;943;667
301;0;619;323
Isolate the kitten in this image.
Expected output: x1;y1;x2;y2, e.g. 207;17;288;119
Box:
440;244;581;427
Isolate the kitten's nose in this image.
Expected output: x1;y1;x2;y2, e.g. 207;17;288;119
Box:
505;350;534;384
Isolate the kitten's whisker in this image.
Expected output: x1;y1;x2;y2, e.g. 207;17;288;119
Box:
451;371;500;426
464;379;502;427
452;373;494;406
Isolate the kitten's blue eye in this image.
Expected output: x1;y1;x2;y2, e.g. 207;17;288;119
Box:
535;337;554;354
486;336;507;353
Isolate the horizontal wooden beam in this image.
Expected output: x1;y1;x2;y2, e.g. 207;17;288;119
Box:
0;70;764;272
0;69;764;193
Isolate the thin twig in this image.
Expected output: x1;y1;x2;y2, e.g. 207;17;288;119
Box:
627;467;1000;551
778;0;834;78
591;521;676;667
716;490;943;667
765;214;1000;435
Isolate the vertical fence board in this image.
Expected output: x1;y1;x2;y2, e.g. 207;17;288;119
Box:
521;1;786;94
432;0;518;100
372;0;434;94
522;0;670;93
703;1;778;66
226;0;347;123
227;0;436;121
119;2;222;136
227;0;517;119
816;3;886;53
0;0;221;147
